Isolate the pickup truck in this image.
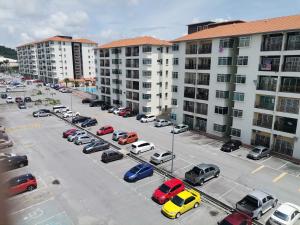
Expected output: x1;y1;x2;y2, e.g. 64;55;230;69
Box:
236;190;277;219
185;163;220;186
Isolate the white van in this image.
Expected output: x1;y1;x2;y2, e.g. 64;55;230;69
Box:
53;105;69;113
130;140;155;154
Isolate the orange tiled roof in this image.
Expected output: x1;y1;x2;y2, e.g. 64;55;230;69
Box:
173;14;300;42
99;36;171;49
17;36;97;48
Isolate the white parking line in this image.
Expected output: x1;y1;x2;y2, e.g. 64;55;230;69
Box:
218;184;237;198
260;156;273;163
10;197;54;215
276;162;288;170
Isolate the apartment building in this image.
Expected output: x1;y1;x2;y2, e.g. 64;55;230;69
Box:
171;14;300;160
94;36;173;115
17;36;97;83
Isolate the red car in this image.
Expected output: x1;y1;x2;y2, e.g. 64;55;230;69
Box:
152;178;185;204
7;173;37;196
15;97;23;103
118;108;131;117
218;212;252;225
97;126;114;135
62;128;77;138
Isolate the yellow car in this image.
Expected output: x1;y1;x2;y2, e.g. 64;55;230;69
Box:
161;189;201;219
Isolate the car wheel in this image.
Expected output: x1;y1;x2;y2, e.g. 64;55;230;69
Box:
256;211;262;220
272;200;278;208
176;213;181;219
137;151;141;155
19;163;25;168
194;202;199;208
151;146;154;150
199;179;204;186
79;142;82;145
27;185;35;191
214;172;220;178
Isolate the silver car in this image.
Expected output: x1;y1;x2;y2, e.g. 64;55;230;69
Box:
67;130;87;142
74;135;94;145
112;131;128;141
247;146;271;160
171;124;189;134
154;119;172;127
150;151;175;164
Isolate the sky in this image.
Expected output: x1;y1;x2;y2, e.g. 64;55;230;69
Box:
0;0;300;48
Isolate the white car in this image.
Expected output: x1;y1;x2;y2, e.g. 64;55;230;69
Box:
130;140;155;154
63;111;80;118
154;119;172;127
171;124;189;134
140;115;156;123
60;107;70;113
6;96;14;104
113;107;125;115
268;202;300;225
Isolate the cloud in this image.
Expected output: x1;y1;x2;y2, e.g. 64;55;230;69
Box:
127;0;141;5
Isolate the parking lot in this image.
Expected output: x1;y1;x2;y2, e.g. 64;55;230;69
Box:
1;85;300;225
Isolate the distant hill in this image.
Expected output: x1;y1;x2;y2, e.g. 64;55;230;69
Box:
0;45;17;60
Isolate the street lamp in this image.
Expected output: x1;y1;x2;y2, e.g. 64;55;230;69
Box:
170;105;178;174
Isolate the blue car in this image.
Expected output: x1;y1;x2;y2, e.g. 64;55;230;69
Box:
124;163;153;182
81;118;98;128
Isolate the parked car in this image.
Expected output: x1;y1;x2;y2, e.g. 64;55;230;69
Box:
101;103;112;110
32;109;51;117
112;131;128;141
0;126;5;133
53;105;69;113
97;125;114;135
118;132;138;145
162;189;201;219
136;114;146;120
101;150;124;163
113;107;126;115
0;139;13;149
220;140;242;152
130;141;155;154
67;130;87;142
89;100;104;107
150;151;175;164
267;202;300;225
81;118;98;128
247;146;271;160
24;97;32;102
1;93;7;99
218;212;252;225
152;178;185;204
185;163;220;186
171;124;189;134
140;115;156;123
0;152;16;160
60;88;72;93
62;128;78;138
123;163;153;182
18;102;26;109
6;96;14;103
108;106;118;113
154;119;172;127
1;155;28;171
122;110;136;118
118;108;132;117
6;173;37;196
15;97;22;103
236;190;278;219
82;98;92;104
71;116;90;124
83;140;110;154
63;111;80;118
74;135;95;145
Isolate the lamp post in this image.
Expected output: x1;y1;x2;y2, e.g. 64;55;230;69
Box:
170;105;178;174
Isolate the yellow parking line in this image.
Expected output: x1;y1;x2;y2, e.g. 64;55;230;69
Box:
251;165;265;174
273;172;288;183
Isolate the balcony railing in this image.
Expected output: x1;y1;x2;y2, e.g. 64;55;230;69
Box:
183;106;194;113
198;46;212;54
253;119;273;129
198;64;211;70
255;103;275;111
280;85;300;93
282;64;300;72
261;43;282;51
185;64;196;69
277;105;299;114
274;121;297;134
186;48;197;54
184;78;196;85
257;84;277;92
258;64;279;72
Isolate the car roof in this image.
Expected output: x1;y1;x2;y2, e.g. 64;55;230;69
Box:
114;130;126;134
136;163;152;169
177;190;193;199
132;140;148;145
102;125;112;128
13;173;33;180
195;163;217;169
164;178;183;187
127;132;137;135
224;212;250;223
248;190;271;199
154;150;171;155
276;203;300;216
254;146;267;150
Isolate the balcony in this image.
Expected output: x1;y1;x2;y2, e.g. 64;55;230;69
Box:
196;88;209;101
256;77;277;92
255;95;275;111
198;64;211;70
198;44;212;54
186;48;197;54
258;64;279;72
274;116;297;134
261;34;283;51
277;97;300;114
184;78;196;85
253;119;273;129
280;77;300;93
282;64;300;72
183;101;195;113
286;33;300;51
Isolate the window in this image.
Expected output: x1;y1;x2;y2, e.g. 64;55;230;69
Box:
143;58;152;65
172;85;178;93
142;94;151;99
172;72;178;79
165;93;168;98
143;70;151;77
232;109;243;118
173;58;179;65
166;59;168;65
237;56;248;65
172;44;179;51
216;90;229;99
215;106;228;115
219;38;234;48
213;124;226;132
238;36;250;47
143;107;151;113
233;92;245;101
171;99;177;105
165;82;168;89
234;75;246;84
218;57;232;65
231;128;241;137
142;82;151;89
142;45;152;53
217;74;231;82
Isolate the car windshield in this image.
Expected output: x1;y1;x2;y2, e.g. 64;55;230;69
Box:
191;167;202;175
171;195;184;207
218;220;233;225
273;210;289;221
153;153;160;157
129;166;140;174
252;148;261;153
159;184;170;193
174;126;181;129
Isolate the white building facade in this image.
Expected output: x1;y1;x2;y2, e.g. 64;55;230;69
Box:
94;36;173;115
171;15;300;160
17;36;97;83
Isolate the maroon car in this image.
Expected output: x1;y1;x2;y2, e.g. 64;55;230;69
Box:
62;128;78;138
218;212;252;225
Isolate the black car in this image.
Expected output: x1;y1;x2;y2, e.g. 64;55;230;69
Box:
18;102;26;109
24;97;32;102
220;140;242;152
82;98;92;104
136;114;146;120
1;155;28;171
101;150;123;163
1;93;7;99
101;103;112;110
32;109;51;117
82;140;110;154
71;116;90;124
89;100;104;107
81;118;97;128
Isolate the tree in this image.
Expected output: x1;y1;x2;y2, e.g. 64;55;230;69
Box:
85;81;89;87
64;78;70;87
74;81;79;87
